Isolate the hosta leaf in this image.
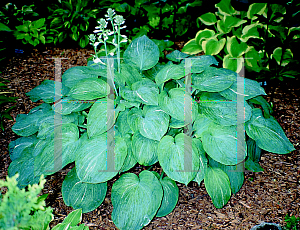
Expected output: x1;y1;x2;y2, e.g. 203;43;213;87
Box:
115;110;132;136
75;133;127;183
8;136;38;161
203;38;226;56
34;123;79;176
62;66;105;89
157;133;200;185
68;78;108;100
224;16;247;29
120;134;137;172
131;79;159;105
217;19;231;34
247;3;267;19
139;105;169;141
53;209;83;228
247;138;262;163
271;47;293;67
226;36;248;58
156;177;179;217
220;77;266;100
166;50;189;62
193;114;213;138
245;157;264;172
25;80;67;103
208;156;244;194
201;123;247;165
111;171;163;230
124;35;160;71
127;107;143;133
120;64;143;86
62;167;107;213
181;55;219;73
37;113;79;139
215;0;236;16
204;167;231;208
246;109;295;154
12;104;52;136
192;67;235;92
158;88;198;122
8;147;41;189
240;23;262;42
244;47;262;72
181;39;202;55
223;54;243;73
169;117;185;128
52;96;92;115
198;12;217;25
132;132;159;166
155;63;185;89
87;99;115;138
195;29;215;46
192;138;208;185
199;92;252;126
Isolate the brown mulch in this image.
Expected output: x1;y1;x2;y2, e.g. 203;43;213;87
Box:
0;47;299;230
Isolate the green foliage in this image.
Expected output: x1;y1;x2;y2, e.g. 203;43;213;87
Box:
0;3;40;28
8;34;295;229
0;76;17;131
182;0;300;82
48;0;100;48
0;174;53;230
284;214;300;230
0;174;90;230
14;18;56;46
107;0;203;40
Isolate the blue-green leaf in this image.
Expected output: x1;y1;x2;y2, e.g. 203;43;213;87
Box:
158;133;200;185
26;80;67;103
132;132;159;166
111;171;163;230
192;67;235;92
138;105;169;141
156;177;179;217
124;35;160;71
87;99;115;138
62;168;107;213
155;63;185;89
68;78;108;100
204;167;231;208
75;133;127;183
199;92;252;126
201;123;247;165
158;88;198;122
246;109;295;154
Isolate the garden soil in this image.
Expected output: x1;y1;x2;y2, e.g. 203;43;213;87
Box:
0;46;299;230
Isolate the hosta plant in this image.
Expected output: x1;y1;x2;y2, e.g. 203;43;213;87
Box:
47;0;99;48
8;9;295;230
182;0;300;81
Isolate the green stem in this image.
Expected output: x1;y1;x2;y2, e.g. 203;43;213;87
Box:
159;170;164;180
117;26;121;73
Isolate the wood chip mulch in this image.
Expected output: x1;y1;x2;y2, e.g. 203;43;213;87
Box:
0;47;299;230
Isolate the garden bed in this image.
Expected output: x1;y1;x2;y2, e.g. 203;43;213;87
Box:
0;47;299;230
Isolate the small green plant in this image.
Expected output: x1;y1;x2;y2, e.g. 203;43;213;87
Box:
48;0;99;47
0;174;53;230
13;18;56;46
182;0;300;82
8;8;295;230
284;214;300;230
0;174;89;230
